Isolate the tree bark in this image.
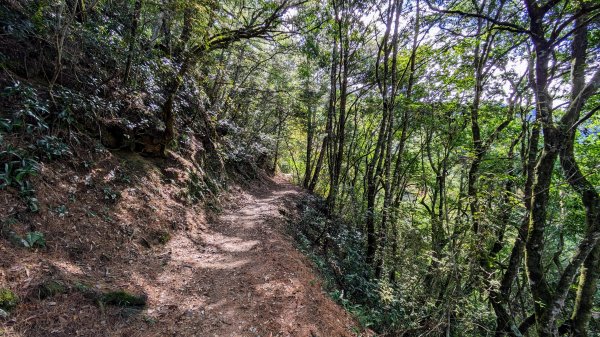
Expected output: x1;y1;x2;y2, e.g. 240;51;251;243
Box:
123;0;142;85
308;136;327;192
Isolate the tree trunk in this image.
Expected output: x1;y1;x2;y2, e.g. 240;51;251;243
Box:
560;15;600;335
308;136;327;192
161;57;194;155
303;105;314;188
123;0;142;85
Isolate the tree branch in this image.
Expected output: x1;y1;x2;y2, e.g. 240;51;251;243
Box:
423;0;530;34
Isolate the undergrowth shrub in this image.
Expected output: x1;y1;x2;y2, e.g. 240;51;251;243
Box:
293;195;405;333
0;82;79;213
0;146;40;212
35;135;71;159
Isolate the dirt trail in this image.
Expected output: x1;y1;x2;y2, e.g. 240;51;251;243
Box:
150;176;363;336
1;169;365;337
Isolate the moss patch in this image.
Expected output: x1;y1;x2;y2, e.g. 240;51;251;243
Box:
36;280;68;299
0;288;19;311
101;291;147;308
156;231;171;244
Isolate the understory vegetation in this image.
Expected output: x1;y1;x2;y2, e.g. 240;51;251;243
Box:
1;0;599;336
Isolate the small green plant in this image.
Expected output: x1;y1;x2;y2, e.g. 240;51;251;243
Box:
23;231;46;248
73;282;92;294
0;152;39;188
25;195;40;212
3;222;45;248
0;147;40;212
118;172;131;183
57;108;76;126
102;187;121;203
55;204;68;217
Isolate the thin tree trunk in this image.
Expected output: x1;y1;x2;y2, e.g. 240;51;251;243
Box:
308;136;327;192
123;0;142;85
375;0;403;278
303;105;314;188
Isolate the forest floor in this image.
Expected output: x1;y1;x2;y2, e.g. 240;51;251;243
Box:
1;150;367;337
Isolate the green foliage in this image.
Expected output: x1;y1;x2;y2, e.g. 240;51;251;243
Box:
0;288;19;311
1;82;49;133
0;150;39;189
102;187;121;203
186;170;208;203
117;170;132;184
54;204;68;217
294;197;404;332
35;136;71;160
13;231;47;249
73;282;92;294
0;82;72;213
0;148;40;212
1;0;598;334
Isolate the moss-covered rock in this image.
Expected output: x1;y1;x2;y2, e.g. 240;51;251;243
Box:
0;288;19;311
36;280;68;299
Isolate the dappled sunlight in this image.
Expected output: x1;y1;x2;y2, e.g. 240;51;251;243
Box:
164;235;251;270
255;278;300;298
51;259;86;277
202;232;260;253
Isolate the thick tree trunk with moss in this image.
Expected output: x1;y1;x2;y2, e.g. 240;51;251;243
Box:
561;16;600;335
161;57;194;155
523;4;600;335
569;245;600;336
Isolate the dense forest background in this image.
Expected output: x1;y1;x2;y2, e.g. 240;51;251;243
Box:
1;0;599;336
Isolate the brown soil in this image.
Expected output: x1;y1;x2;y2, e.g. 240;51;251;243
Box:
0;150;368;337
